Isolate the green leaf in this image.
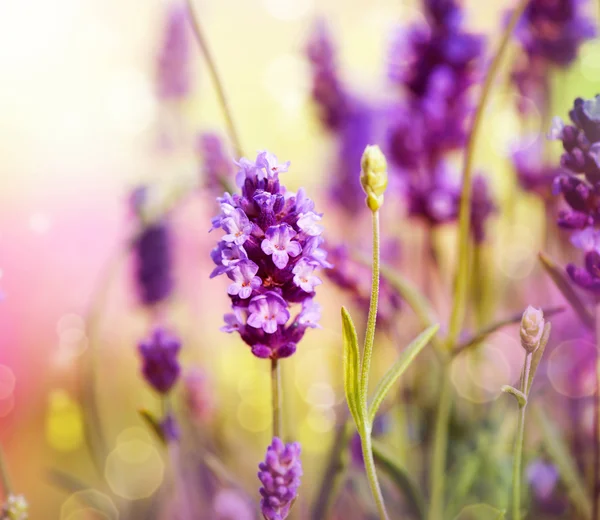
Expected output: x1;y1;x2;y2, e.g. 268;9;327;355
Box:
453;504;505;520
539;252;594;329
371;440;426;520
533;404;592;519
527;322;551;394
500;385;527;407
368;324;439;423
341;307;362;428
138;409;167;445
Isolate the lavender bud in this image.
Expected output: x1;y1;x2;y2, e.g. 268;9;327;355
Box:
258;437;302;520
360;145;388;212
1;495;28;520
138;327;182;394
520;306;544;353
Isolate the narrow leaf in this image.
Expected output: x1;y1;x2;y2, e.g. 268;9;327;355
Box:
500;385;527;407
539;252;593;329
453;504;506;520
341;307;362;428
533;404;592;519
139;409;167;445
372;440;426;520
527;322;551;394
368;324;439;423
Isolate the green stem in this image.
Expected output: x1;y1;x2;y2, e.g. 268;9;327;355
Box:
360;425;389;520
185;0;243;160
428;364;452;520
360;211;380;404
0;443;12;497
271;359;282;439
511;353;532;520
447;0;529;348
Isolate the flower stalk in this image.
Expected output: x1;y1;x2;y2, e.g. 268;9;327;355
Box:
0;443;12;497
271;358;282;438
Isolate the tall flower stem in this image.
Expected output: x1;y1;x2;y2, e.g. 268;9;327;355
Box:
594;301;600;520
511;353;532;520
358;210;389;520
185;0;243;159
0;443;12;497
428;363;452;520
271;359;282;438
447;0;529;347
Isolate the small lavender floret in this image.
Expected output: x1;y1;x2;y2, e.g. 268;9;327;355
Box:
1;495;28;520
138;327;181;394
258;437;302;520
210;151;329;359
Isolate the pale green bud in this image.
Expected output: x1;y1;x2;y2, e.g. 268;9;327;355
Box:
520;306;544;353
360;145;388;212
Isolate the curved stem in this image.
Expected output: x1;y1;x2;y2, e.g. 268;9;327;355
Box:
185;0;243;159
511;353;532;520
447;0;529;348
0;443;12;497
428;364;452;520
359;211;381;405
271;359;282;438
360;425;389;520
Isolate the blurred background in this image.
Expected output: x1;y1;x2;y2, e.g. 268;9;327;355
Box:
2;0;600;517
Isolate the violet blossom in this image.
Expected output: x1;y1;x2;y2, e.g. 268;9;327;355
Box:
198;133;234;194
138;327;182;394
210;151;329;359
549;96;600;292
258;437;302;520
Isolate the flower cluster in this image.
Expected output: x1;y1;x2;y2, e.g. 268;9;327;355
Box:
129;186;174;307
210;151;329;359
549;95;600;291
156;2;192;101
138;327;182;394
511;0;595;106
387;0;485;172
258;437;302;520
1;495;28;520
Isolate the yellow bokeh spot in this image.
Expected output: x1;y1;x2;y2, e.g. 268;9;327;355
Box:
237;401;270;433
61;490;117;520
46;389;84;452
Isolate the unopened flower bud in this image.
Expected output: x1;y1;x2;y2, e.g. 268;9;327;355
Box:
360;145;388;212
520;306;544;353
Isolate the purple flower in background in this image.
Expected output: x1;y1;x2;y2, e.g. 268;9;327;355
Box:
511;0;595;107
470;175;496;244
156;3;192;100
258;437;302;520
213;489;255;520
211;151;329;359
512;145;564;196
138;327;181;394
198;133;234;194
527;460;559;502
160;413;180;442
130;186;174;307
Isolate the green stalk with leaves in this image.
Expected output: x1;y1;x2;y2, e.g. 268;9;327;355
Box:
342;145;440;519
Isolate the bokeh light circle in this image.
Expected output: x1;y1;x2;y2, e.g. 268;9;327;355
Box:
547;339;596;398
60;490;118;520
0;365;16;400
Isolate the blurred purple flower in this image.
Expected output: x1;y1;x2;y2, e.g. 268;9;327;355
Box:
527;460;559;501
198;133;234;194
213;489;255;520
512;145;563;196
511;0;594;106
160;413;180;442
211;151;329;359
130;186;174;307
258;437;302;520
156;3;192;100
183;367;216;423
470;175;496;244
138;327;181;394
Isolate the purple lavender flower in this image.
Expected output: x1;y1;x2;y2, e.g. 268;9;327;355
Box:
549;96;600;292
512;145;564;196
211;151;329;359
138;327;181;394
511;0;595;106
527;460;559;502
160;413;180;442
198;133;234;194
258;437;302;520
156;3;191;100
130;187;174;306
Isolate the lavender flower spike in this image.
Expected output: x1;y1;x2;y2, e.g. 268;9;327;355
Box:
211;150;329;359
138;327;182;394
258;437;302;520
